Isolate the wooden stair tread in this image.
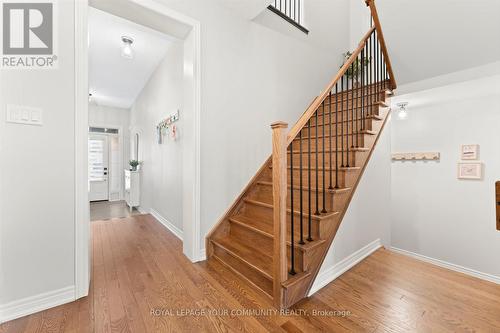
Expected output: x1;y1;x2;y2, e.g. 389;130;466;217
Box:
270;165;361;172
319;99;388;108
243;198;339;221
282;271;312;289
211;236;273;280
307;114;383;127
288;147;370;153
256;180;351;194
229;214;326;251
294;130;377;141
230;214;273;236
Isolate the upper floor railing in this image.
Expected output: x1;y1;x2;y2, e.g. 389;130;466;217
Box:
268;0;308;34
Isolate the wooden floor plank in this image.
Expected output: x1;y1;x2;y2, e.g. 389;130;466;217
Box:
2;214;500;333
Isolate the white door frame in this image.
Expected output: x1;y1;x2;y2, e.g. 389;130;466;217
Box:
74;0;202;299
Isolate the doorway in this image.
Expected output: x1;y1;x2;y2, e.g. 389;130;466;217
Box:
75;0;202;299
88;133;109;202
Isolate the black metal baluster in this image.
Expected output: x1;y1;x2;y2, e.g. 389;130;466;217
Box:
321;101;327;213
299;130;304;245
329;90;333;190
341;76;344;168
375;30;380;98
380;35;383;94
355;54;360;148
346;73;350;168
367;31;375;115
289;142;296;275
350;62;354;149
373;30;377;102
307;120;312;241
361;49;366;130
335;83;339;189
375;31;379;95
384;49;388;87
298;0;301;24
315;110;319;215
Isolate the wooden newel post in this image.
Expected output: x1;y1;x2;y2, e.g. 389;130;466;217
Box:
271;121;288;308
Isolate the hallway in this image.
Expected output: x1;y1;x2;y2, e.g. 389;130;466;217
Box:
2;215;499;332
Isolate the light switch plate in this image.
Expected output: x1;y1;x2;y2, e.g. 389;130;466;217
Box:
6;104;43;126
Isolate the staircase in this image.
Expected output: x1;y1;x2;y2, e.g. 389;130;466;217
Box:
206;0;397;308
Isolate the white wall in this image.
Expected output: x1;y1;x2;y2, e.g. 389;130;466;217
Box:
349;0;371;50
311;117;392;293
0;0;76;312
137;0;352;253
377;0;500;85
391;74;500;279
89;104;130;200
130;41;185;231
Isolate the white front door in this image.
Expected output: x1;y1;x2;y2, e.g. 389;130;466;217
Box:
89;134;109;201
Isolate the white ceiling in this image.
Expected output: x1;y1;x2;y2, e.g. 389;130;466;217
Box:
89;7;176;109
377;0;500;86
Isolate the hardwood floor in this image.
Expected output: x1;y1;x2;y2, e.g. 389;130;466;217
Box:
2;214;499;332
90;200;140;221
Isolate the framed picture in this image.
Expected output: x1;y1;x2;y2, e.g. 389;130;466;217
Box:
461;144;479;160
457;162;483;180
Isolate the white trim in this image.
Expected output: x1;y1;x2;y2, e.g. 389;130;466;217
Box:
308;239;382;296
137;206;148;215
390;247;500;285
191;19;202;263
197;248;207;261
74;0;90;300
150;209;183;241
0;286;75;324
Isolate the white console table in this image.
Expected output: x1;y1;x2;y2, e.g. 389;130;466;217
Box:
124;170;140;211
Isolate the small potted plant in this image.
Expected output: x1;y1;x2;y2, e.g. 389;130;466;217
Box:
129;160;140;171
342;51;371;86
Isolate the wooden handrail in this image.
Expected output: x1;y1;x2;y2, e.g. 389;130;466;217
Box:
286;26;376;145
271;121;288;308
366;0;397;90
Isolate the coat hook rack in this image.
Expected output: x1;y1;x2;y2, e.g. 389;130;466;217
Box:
391;152;440;161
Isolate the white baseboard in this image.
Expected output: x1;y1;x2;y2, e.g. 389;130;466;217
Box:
308;239;382;296
150;209;183;241
137;206;148;215
0;286;75;324
197;248;206;261
390;246;500;285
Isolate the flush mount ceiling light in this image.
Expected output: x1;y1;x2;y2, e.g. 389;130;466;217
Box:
121;36;134;59
396;102;409;120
